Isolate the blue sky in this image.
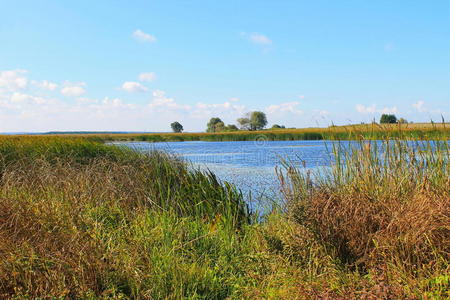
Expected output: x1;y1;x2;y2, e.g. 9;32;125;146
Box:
0;0;449;132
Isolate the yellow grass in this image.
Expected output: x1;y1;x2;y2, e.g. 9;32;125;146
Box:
1;122;447;142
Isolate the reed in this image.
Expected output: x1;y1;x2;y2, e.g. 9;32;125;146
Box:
0;135;448;298
0;137;253;298
278;138;449;298
4;122;448;143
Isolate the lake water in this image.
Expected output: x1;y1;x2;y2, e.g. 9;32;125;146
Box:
115;139;445;211
117;140;338;202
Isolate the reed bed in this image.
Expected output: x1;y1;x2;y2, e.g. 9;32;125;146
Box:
6;122;448;143
279;138;449;298
0;135;448;298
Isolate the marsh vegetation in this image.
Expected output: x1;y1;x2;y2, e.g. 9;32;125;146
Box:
0;132;448;298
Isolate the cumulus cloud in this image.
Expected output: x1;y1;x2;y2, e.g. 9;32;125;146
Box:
193;101;246;119
265;101;303;115
0;70;28;91
10;92;51;105
132;29;156;43
412;100;425;112
149;90;190;111
0;69;254;132
121;81;148;93
0;72;247;131
32;80;58;91
138;72;156;82
61;82;86;97
355;104;397;114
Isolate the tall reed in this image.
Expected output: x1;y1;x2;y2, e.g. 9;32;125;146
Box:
279;137;449;297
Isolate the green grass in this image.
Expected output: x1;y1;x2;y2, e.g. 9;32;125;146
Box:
0;135;448;298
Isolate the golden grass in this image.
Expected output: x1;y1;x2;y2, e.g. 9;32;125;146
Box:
279;139;450;298
1;122;447;143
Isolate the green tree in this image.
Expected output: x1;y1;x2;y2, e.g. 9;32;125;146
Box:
380;114;397;124
214;121;225;132
250;111;268;130
237;117;251;130
271;124;285;129
170;121;184;133
207;117;223;132
237;111;268;131
225;124;239;131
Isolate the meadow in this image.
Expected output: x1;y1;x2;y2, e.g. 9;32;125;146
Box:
0;132;448;299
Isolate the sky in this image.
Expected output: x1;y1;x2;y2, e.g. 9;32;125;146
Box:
0;0;449;132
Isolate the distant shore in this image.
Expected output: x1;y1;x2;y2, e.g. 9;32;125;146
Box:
4;122;447;142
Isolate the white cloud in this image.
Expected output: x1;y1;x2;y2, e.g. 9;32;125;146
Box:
32;80;58;91
61;82;86;97
356;104;376;113
0;70;247;132
193;101;246;119
132;29;156;43
355;104;397;114
138;72;156;82
121;81;148;93
298;95;305;99
98;97;135;109
265;101;303;115
76;97;98;104
248;33;272;45
0;70;28;91
149;90;190;111
379;106;398;114
412;100;425;112
10;92;55;105
229;97;239;102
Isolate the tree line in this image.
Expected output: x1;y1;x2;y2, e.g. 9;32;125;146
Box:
171;111;280;133
379;114;409;124
169;113;410;133
207;111;269;132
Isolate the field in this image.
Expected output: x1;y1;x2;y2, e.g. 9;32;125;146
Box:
0;135;448;298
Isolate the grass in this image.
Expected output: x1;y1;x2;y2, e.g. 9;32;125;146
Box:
0;135;448;298
278;138;449;297
6;122;449;143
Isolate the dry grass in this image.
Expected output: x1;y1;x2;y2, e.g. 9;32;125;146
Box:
279;139;450;298
2;122;448;142
0;136;448;298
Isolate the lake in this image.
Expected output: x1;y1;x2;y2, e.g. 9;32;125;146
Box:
116;140;339;203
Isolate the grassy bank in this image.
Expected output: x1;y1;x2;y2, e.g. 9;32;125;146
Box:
8;122;449;143
0;136;448;298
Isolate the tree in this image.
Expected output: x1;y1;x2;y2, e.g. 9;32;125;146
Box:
170;121;183;133
249;111;267;130
207;117;224;132
271;124;285;129
237;111;268;131
380;114;397;124
237;117;251;130
214;121;225;132
225;124;238;131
